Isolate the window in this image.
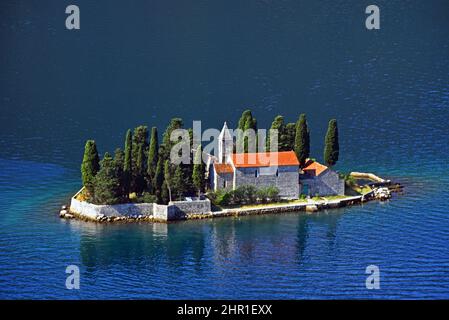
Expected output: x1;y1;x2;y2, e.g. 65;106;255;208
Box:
255;169;259;177
275;169;279;177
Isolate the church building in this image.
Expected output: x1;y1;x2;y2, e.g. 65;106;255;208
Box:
209;122;300;199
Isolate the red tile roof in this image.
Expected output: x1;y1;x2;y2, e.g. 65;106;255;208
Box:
214;163;233;174
302;159;328;176
231;151;300;168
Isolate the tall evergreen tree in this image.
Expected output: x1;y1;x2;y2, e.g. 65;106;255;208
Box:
284;122;296;151
92;152;122;205
114;148;125;198
123;129;132;197
324;119;339;167
161;180;169;205
146;127;159;193
154;156;164;203
243;115;257;153
294;114;311;166
238;110;253;130
182;128;195;194
134;144;146;193
236;110;257;153
81;140;100;196
172;166;185;200
192;146;205;196
131;126;148;192
267;115;285;151
161;118;183;160
114;148;124;169
164;160;172;203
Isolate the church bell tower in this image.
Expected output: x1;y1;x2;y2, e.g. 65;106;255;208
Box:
218;122;233;163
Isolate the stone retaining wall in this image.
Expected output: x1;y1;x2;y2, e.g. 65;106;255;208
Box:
169;199;211;218
70;194;211;222
70;197;154;219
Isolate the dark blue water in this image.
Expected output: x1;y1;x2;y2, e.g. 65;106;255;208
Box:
1;0;448;299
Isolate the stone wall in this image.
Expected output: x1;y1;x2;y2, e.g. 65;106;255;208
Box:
234;165;299;199
70;197;154;219
215;172;233;191
70;195;211;221
169;199;211;217
300;169;345;196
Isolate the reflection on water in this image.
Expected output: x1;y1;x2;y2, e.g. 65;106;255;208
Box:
71;212;347;279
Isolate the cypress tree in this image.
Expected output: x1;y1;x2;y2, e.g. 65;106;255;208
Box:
92;152;122;205
154;156;164;203
81;140;100;196
114;148;124;169
236;109;255;153
183;128;195;194
172;166;185;200
238;110;252;130
324;119;339;167
294;114;310;166
114;148;125;198
131;126;148;192
267;115;285;152
243;116;257;153
123;129;132;198
161;118;183;160
135;144;146;193
284;123;296;151
146;127;159;193
164;160;172;203
192;146;205;196
161;180;169;205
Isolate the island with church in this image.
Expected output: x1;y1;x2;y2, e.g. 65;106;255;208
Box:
60;110;401;222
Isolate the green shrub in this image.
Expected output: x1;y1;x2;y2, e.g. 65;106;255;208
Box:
207;185;280;206
137;192;157;203
266;186;280;202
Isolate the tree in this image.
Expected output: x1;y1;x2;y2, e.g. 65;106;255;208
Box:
146;127;158;193
114;148;124;169
81;140;100;195
164;160;172;203
238;110;252;130
294;114;310;166
134;144;146;193
123;129;132;197
236;110;257;153
92;152;122;205
114;148;125;197
182;128;195;194
267;115;285;151
161;118;183;160
243;115;257;153
154;155;164;203
131;126;148;193
324;119;339;167
192;146;205;196
172;165;185;200
161;180;169;205
284;123;296;151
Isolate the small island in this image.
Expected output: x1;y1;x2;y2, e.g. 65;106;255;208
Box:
61;110;401;222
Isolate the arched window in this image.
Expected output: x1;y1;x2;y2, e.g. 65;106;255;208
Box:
275;169;279;177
